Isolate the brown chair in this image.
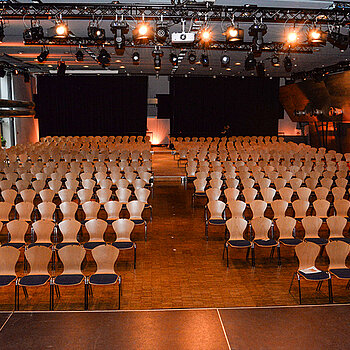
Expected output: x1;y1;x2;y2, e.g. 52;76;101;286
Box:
0;202;13;222
59;201;78;221
313;199;330;219
15;202;34;222
1;189;17;205
292;199;309;221
56;219;81;249
82;201;101;221
333;199;350;218
84;219;107;249
205;200;226;241
126;200;147;241
301;216;327;246
4;220;28;249
327;216;349;243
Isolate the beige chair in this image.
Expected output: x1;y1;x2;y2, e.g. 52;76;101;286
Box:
84;219;107;249
292;199;309;221
20;189;36;203
289;178;303;191
333;199;350;218
115;179;129;189
48;179;62;193
271;199;288;220
38;202;56;222
250;200;267;219
0;201;13;222
58;189;75;203
126;200;147;241
227;200;246;219
313;199;330;219
57;219;81;249
242;188;258;205
104;201;123;224
16;180;30;193
301;216;327;246
82;201;100;221
59;201;78;221
278;187;293;204
65;179;79;192
225;178;239;189
1;189;17;205
96;188;112;205
15;202;34;222
296;187;311;202
77;188;94;204
116;188;132;204
276;216;301;247
260;187;276;204
32;179;45;194
332;187;346;201
31;219;55;248
134;188;152;222
206;188;221;202
314;187;330;200
39;189;55;203
327;216;349;243
224;188;239;202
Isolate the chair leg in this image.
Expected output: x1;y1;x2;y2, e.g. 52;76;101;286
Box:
346;280;350;290
270;246;275;259
316;281;323;291
298;275;302;304
222;244;226;260
246;247;251;260
205;222;208;241
55;285;60;298
49;283;53;311
277;245;281;266
226;245;229;268
328;278;333;304
134;244;137;269
84;278;88;310
150;207;153;222
289;272;296;293
144;222;147;241
14;282;18;311
320;245;325;257
22;286;28;299
251;244;255;267
118;277;122;310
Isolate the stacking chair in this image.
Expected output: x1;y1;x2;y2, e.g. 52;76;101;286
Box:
296;187;311;202
224;188;239;202
276;216;301;247
65;179;79;192
301;216;327;246
112;219;136;269
53;245;87;310
289;178;303;191
1;189;17;205
314;187;330;200
17;246;53;310
313;199;330;219
205;200;226;241
192;178;207;205
77;188;94;205
116;188;132;204
134;188;152;222
59;201;78;221
250;200;267;220
20;189;36;203
30;219;55;248
56;219;81;249
292;199;309;221
115;179;129;189
333;199;350;218
82;179;96;190
96;189;112;205
251;217;278;266
260;187;276;205
15;202;34;222
271;200;288;220
225;178;239;189
39;189;55;203
48;179;62;193
242;188;258;205
0;202;13;222
84;219;108;249
206;188;221;202
126;200;147;241
227;200;246;219
290;241;332;304
327;216;349;243
224;217;251;267
278;187;293;204
32;180;45;194
0;246;19;309
332;187;346;201
104;201;123;224
58;189;75;203
88;245;121;309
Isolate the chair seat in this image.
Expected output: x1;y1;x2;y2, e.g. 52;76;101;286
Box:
106;219;118;225
0;275;16;287
56;242;80;249
298;270;330;281
304;238;328;245
112;241;134;249
84;242;106;250
279;238;302;246
54;274;84;286
89;273;118;285
194;192;206;196
2;242;25;249
208;219;226;225
254;239;278;247
329;237;350;244
227;239;251;248
19;274;50;286
28;242;52;248
329;268;350;279
130;219;144;225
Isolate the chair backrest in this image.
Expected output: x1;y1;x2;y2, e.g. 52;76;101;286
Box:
334;199;350;217
7;219;28;243
226;217;247;241
206;188;221;202
57;244;85;275
242;188;258;204
25;245;52;275
260;187;276;203
85;218;107;242
65;179;79;192
126;200;145;220
59;201;78;221
135;188;150;203
209;178;223;189
313;199;330;218
292;199;309;219
301;216;322;238
96;188;112;204
276;216;296;239
271;199;288;219
278;187;293;203
58;219;81;243
227;200;246;218
15;201;34;221
224;188;239;202
251;217;272;240
82;201;100;220
0;246;20;276
207;200;226;220
32;179;45;193
32;219;55;243
0;201;12;221
38;201;56;221
112;218;135;241
314;187;329;200
241;178;255;189
326;240;350;270
296;187;311;201
48;179;62;193
250;200;267;219
289;178;303;191
295;241;320;270
39;189;55;203
225;178;239;189
332;187;346;201
116;179;129;189
92;244;119;274
1;189;17;205
104;201;123;221
58;189;75;203
77;188;93;204
327;216;347;239
116;188;132;203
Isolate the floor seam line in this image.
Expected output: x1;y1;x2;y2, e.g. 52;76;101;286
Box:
0;312;13;333
216;309;231;350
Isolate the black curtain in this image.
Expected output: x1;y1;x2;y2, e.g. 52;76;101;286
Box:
36;75;148;137
170;77;282;137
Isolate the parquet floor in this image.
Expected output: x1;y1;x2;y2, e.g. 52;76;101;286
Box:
0;148;349;311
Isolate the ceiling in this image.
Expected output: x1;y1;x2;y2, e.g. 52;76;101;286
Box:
1;0;349;77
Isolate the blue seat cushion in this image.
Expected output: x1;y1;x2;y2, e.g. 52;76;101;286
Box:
28;242;52;248
330;268;350;279
56;242;80;249
194;192;206;196
227;239;251;248
298;270;329;281
254;239;278;247
112;241;134;249
2;242;25;249
209;219;226;225
304;238;328;245
279;238;302;246
330;237;350;244
0;275;16;286
89;273;118;285
19;274;50;286
84;242;105;250
54;274;84;286
106;219;117;225
131;219;144;225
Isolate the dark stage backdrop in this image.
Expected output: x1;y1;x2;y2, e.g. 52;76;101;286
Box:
36;75;148;137
170;77;282;136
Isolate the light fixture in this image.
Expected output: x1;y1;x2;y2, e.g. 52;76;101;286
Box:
97;48;111;67
188;52;196;64
198;28;212;44
287;29;298;44
152;47;163;71
200;53;209;67
155;22;169;44
225;25;244;43
284;56;292;72
133;22;153;42
328;27;349;50
132;51;140;64
256;61;265;77
248;19;267;50
245;52;256;71
308;26;327;46
57;60;66;76
23;20;44;43
221;54;230;67
0;21;4;42
110;19;129;50
88;23;105;42
37;48;49;63
169;53;178;66
75;50;84;62
271;55;280;67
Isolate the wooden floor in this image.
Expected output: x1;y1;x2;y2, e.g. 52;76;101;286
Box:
0;147;349;311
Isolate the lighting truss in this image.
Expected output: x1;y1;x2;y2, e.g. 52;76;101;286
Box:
0;3;350;26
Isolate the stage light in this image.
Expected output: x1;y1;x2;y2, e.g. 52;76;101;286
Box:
97;48;111;67
110;20;129;50
287;30;298;44
221;54;230;67
199;28;212;43
152;48;163;71
133;22;153;42
132;51;140;64
328;29;349;50
225;26;244;42
0;21;4;42
0;66;6;78
248;20;267;50
88;24;106;42
55;22;68;37
256;62;265;77
200;54;209;67
308;27;327;45
57;60;66;76
37;48;49;63
155;23;169;44
23;20;44;43
169;53;178;66
75;50;84;62
188;52;196;64
271;55;280;67
244;52;256;71
284;56;292;72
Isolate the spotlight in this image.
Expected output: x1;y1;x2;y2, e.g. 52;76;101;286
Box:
256;62;265;77
328;29;349;50
0;66;5;78
132;51;140;64
225;26;244;43
23;20;44;43
36;48;49;63
308;27;327;46
75;50;84;62
248;20;267;50
97;48;111;67
220;54;230;67
284;56;292;72
110;20;129;50
57;61;66;76
0;21;4;42
88;24;105;42
199;28;212;44
155;23;169;44
188;52;196;64
271;55;280;67
152;48;163;71
245;52;256;71
133;22;153;42
287;30;298;44
200;54;209;67
169;53;178;66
